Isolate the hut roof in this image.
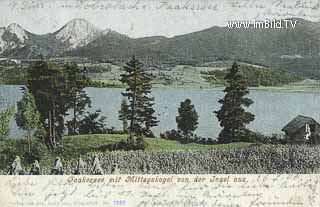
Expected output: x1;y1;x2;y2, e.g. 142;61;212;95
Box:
282;115;319;134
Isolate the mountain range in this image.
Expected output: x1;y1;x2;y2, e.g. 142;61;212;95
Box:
1;18;320;78
0;19;111;58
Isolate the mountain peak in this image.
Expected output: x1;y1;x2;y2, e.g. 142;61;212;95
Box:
65;18;92;26
8;23;24;29
0;23;29;54
6;23;29;42
56;19;102;49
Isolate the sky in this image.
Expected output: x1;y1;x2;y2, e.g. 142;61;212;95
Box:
0;0;320;38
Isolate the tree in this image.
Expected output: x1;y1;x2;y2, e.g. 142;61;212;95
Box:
119;56;158;140
0;97;15;140
64;63;91;135
214;62;255;143
15;88;41;154
26;59;69;148
78;110;107;134
176;99;199;139
118;98;129;133
142;100;158;138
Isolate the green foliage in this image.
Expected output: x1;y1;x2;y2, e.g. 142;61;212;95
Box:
0;100;15;140
88;80;125;88
64;63;92;135
120;56;158;138
2;137;320;174
78;110;107;134
0;66;26;85
0;139;48;171
160;129;214;144
16;88;41;133
126;135;149;150
135;136;148;150
118;98;129;133
202;65;304;87
15;87;41;155
26;59;69;147
176;99;199;138
26;59;92;147
214;62;255;143
238;66;304;87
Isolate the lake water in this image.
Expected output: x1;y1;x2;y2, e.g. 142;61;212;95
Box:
1;85;320;139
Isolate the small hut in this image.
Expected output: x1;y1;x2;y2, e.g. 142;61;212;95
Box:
282;115;320;144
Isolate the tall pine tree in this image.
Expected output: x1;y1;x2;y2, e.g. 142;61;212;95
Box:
64;63;91;135
120;56;158;140
214;62;255;143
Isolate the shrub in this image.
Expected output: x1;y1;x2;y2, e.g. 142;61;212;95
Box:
161;129;215;144
160;129;182;140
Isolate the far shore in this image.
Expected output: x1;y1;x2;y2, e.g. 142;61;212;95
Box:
1;81;320;93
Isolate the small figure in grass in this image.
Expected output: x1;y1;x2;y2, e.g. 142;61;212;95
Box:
30;160;41;175
51;157;64;175
111;163;120;174
74;157;87;175
8;156;24;175
91;155;104;175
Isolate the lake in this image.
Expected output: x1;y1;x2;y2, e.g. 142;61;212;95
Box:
1;85;320;139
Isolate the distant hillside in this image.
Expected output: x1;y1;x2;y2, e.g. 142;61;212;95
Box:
69;18;320;79
1;18;320;78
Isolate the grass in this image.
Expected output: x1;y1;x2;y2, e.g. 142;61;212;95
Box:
63;134;252;152
2;134;320;174
0;134;253;173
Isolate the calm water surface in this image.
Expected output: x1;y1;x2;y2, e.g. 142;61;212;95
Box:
1;85;320;139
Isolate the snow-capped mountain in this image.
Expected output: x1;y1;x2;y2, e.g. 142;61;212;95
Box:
0;19;108;57
0;23;29;54
55;19;102;50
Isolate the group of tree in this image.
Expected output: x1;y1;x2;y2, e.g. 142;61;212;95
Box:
162;62;255;144
16;59;92;148
0;56;256;154
116;60;255;145
202;64;303;87
1;56;160;152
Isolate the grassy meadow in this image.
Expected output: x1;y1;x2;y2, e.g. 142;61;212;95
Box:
1;134;320;174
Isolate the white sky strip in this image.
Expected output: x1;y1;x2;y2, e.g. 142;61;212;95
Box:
0;0;320;38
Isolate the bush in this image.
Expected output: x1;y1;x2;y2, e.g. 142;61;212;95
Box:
24;140;49;163
0;138;49;172
78;110;107;134
160;129;182;140
160;129;215;144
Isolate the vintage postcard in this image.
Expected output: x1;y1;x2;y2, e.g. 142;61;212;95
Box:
0;0;320;206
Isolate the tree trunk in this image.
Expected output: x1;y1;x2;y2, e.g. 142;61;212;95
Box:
27;131;32;155
48;110;53;147
73;92;77;135
129;69;137;139
52;100;56;147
